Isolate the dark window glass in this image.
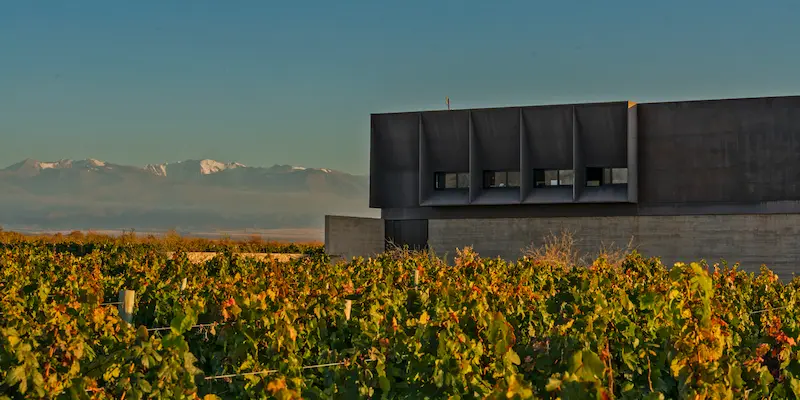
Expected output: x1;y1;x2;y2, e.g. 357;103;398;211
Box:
457;173;470;188
484;171;520;188
534;169;573;187
586;167;603;187
534;169;546;187
435;172;469;189
483;171;495;188
585;167;628;186
435;172;447;189
507;171;520;187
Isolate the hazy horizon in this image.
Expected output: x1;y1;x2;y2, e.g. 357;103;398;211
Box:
0;156;368;174
3;1;800;175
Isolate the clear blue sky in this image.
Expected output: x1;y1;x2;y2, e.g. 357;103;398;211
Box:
2;1;799;174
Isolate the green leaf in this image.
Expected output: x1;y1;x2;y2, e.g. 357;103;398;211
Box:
379;376;391;392
139;380;152;393
728;365;743;389
169;309;197;335
581;350;605;379
568;350;605;381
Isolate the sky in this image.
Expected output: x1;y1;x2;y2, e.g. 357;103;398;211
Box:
2;1;799;174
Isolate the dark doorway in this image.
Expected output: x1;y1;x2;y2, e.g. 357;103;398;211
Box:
384;219;428;251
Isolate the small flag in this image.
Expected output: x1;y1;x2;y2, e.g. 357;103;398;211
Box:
446;96;450;110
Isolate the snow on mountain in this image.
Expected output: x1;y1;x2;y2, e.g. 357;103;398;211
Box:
145;164;168;177
143;159;246;177
198;159;245;174
3;158;342;178
6;158;108;172
82;159;106;167
39;160;73;169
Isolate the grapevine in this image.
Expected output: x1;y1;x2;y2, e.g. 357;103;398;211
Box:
1;235;800;398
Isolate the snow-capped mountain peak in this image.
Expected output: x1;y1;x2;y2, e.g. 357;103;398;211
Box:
198;159;245;174
3;158;344;178
72;159;108;169
39;159;73;169
143;159;247;177
144;163;168;177
5;158;111;172
265;164;336;174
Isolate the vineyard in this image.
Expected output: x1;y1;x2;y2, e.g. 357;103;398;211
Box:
1;233;800;399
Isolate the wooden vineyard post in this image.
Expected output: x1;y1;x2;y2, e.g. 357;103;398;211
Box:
118;289;135;324
344;300;352;321
414;269;420;288
181;278;188;291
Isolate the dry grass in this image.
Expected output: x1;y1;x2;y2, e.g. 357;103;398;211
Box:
522;229;636;269
596;236;637;268
522;229;583;269
164;252;306;264
0;228;322;253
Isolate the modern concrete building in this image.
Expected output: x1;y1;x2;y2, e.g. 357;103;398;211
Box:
325;95;800;278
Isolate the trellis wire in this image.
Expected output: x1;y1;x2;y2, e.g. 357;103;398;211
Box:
750;305;790;315
204;359;376;380
147;322;223;332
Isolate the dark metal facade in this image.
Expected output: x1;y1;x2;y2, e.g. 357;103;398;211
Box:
371;95;800;222
384;219;428;251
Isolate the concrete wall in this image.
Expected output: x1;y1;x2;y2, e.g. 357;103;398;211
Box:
428;215;800;279
324;215;385;261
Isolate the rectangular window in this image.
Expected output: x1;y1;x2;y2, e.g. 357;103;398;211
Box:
483;171;520;188
559;169;574;185
534;169;574;188
586;167;628;186
611;168;628;184
507;171;520;187
457;172;470;188
435;172;447;189
534;169;546;187
545;170;559;186
435;172;469;189
586;167;603;187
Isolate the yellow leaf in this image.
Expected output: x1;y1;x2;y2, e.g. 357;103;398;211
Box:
419;311;429;325
267;379;287;394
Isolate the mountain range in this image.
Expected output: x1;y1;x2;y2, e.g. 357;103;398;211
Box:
0;158;375;237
